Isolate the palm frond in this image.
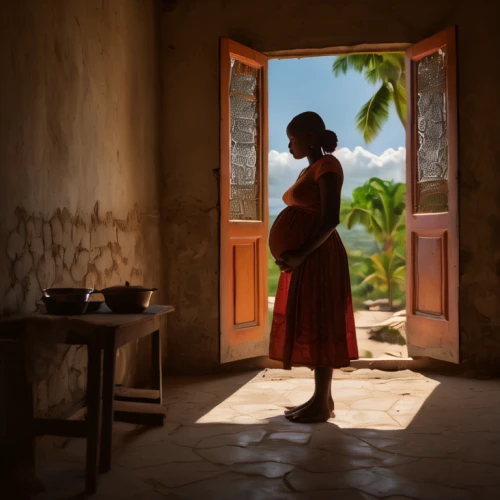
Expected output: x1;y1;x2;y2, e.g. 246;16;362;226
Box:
342;207;373;230
333;52;406;141
369;211;386;238
392;228;407;255
383;53;406;74
362;272;381;286
392;79;408;126
371;252;390;275
356;84;391;144
365;58;401;85
392;265;406;284
368;177;390;193
393;183;407;205
332;57;349;76
332;54;383;76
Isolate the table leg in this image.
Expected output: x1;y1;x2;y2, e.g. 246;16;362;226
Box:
1;339;39;495
151;330;162;404
99;342;116;473
86;344;102;495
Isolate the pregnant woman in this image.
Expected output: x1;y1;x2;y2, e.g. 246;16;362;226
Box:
269;111;359;423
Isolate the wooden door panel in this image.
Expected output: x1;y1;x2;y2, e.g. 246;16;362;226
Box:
406;27;459;363
413;232;447;317
220;39;269;362
233;239;257;326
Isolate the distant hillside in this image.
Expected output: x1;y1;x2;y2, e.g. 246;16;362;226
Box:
268;215;378;255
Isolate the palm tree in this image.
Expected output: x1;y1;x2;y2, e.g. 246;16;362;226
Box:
362;251;406;310
341;178;406;256
346;249;375;300
333;53;406;144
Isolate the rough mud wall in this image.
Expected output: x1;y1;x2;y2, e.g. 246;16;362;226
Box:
5;203;149;417
5;203;143;313
162;0;500;372
0;0;162;418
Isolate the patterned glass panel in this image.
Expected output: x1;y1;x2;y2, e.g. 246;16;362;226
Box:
229;59;260;221
416;49;448;213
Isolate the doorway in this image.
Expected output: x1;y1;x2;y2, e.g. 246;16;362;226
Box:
267;54;408;360
219;30;458;366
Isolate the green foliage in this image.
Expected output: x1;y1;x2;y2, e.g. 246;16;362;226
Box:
362;251;406;309
342;178;406;255
341;177;407;310
268;247;280;298
347;249;376;308
356;84;391;145
337;225;379;255
370;327;407;346
268;177;407;312
333;53;407;143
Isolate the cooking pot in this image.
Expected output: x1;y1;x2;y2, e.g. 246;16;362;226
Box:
94;282;157;313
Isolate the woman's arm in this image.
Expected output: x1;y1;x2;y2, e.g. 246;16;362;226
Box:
280;172;341;270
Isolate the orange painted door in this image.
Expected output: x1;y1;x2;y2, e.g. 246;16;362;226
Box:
406;27;459;362
219;38;269;363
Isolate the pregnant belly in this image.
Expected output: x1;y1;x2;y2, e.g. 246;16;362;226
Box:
269;207;320;260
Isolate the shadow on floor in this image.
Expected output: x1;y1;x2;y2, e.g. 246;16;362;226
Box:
34;369;500;500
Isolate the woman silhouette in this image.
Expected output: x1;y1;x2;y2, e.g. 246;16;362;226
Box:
269;111;359;423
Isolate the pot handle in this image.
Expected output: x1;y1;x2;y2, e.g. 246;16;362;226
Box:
126;281;158;292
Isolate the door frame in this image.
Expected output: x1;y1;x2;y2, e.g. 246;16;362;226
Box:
266;42;411;59
263;38;457;361
220;36;459;363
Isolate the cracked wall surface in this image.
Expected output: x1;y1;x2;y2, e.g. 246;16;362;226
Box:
1;0;163;420
5;203;151;418
162;0;500;373
5;203;143;315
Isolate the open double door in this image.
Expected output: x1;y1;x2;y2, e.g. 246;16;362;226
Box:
220;28;459;364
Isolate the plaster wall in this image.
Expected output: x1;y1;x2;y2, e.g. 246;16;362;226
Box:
0;0;163;418
162;0;500;372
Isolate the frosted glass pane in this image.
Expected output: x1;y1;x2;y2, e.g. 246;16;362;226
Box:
417;51;446;90
229;59;260;221
416;49;448;214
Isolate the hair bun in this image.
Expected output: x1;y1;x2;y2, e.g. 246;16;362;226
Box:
321;129;338;153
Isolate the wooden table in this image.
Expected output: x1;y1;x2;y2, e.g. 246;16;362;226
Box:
0;304;174;494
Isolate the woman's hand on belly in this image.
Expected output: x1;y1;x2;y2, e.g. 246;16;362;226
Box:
280;250;306;271
275;260;293;273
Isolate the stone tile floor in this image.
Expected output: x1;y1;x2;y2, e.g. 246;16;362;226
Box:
35;368;500;500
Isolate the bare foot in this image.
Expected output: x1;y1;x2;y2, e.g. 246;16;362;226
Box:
286;402;333;423
284;396;314;416
285;397;334;416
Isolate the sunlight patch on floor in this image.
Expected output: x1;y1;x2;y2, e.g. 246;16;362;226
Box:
194;368;439;429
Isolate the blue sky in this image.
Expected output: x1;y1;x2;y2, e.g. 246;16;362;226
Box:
267;56;406;215
269;56;405;155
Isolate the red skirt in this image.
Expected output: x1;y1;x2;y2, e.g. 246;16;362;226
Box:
269;207;358;369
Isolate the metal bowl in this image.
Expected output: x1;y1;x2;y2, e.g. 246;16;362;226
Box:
43;288;93;302
41;296;89;316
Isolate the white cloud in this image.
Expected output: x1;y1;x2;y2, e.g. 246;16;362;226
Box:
268;147;406;215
